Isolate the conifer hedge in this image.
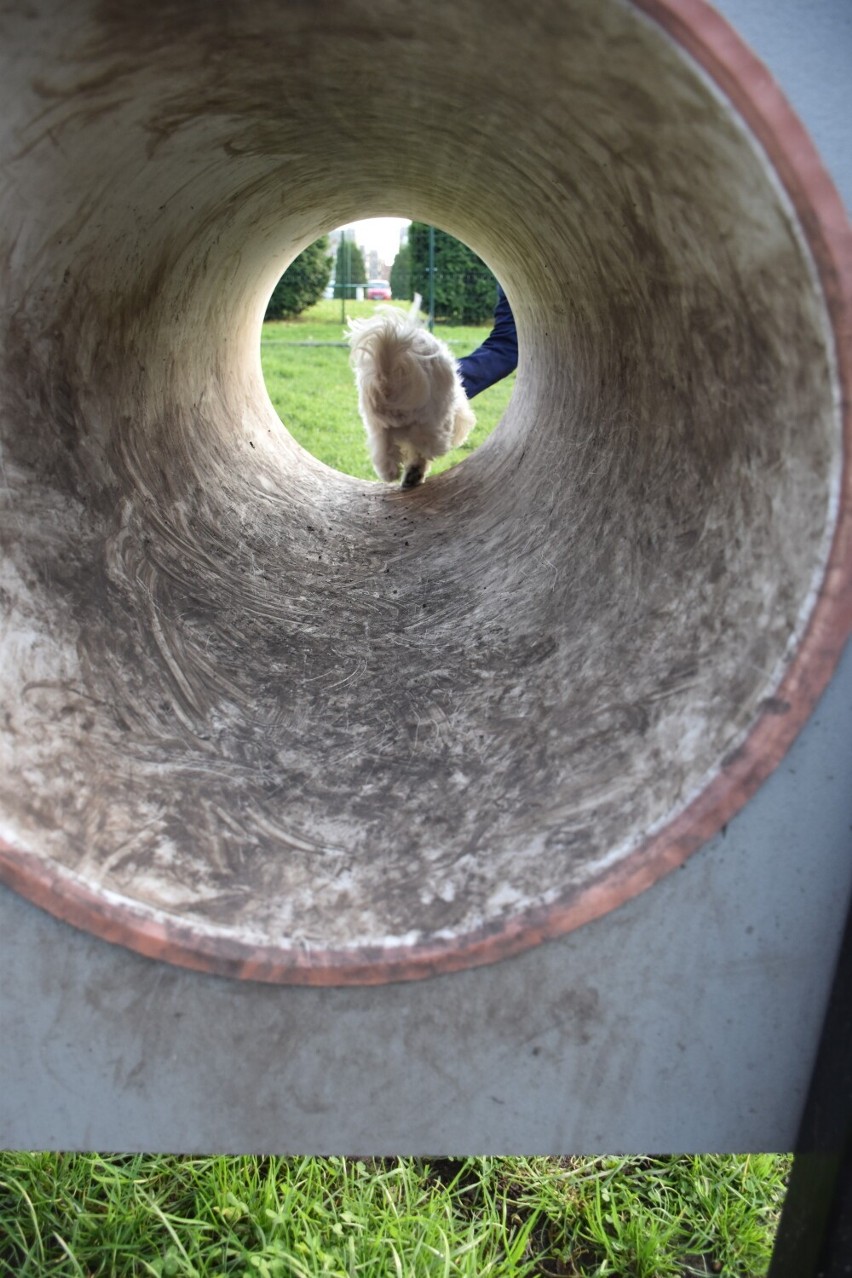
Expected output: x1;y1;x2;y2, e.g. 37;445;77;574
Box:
333;236;367;298
408;223;498;324
264;237;332;320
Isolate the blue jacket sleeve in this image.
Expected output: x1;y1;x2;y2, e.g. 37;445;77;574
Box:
457;286;518;400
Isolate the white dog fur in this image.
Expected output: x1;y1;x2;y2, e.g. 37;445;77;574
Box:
347;297;475;489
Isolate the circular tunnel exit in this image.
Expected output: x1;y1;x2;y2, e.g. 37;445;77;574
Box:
0;0;849;983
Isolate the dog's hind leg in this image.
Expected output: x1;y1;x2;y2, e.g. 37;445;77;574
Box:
370;433;403;483
401;457;429;489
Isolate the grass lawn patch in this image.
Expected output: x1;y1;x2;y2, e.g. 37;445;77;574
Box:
0;1152;790;1277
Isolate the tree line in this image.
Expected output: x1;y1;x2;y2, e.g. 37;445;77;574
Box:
264;226;498;324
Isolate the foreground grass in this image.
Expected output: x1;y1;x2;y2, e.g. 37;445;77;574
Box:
0;1153;789;1277
260;299;516;480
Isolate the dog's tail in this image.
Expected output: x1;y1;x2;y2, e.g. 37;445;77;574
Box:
347;307;431;414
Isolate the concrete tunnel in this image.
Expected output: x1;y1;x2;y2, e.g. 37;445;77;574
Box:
0;0;850;985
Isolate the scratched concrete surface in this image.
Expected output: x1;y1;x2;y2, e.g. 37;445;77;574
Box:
0;0;846;979
2;635;851;1151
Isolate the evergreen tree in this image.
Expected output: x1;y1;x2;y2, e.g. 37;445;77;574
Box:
264;236;332;320
389;244;412;301
333;235;367;297
408;223;497;324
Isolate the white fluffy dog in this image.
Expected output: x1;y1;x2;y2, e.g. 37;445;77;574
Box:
348;298;475;489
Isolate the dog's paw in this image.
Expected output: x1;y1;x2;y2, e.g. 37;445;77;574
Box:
401;462;427;490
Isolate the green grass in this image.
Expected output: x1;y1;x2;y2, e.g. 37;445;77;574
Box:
0;1153;790;1277
260;299;516;481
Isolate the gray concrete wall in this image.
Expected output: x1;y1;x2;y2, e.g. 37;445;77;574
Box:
1;0;850;1153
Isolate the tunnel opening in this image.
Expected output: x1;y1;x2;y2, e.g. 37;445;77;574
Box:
0;0;849;983
259;220;516;484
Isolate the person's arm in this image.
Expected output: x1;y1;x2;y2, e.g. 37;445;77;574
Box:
457;285;518;400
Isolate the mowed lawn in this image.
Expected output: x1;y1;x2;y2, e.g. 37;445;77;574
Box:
260;299;516;480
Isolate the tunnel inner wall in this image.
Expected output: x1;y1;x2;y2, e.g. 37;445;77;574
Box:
0;0;846;977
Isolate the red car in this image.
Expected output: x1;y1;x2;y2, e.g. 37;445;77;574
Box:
366;280;392;300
